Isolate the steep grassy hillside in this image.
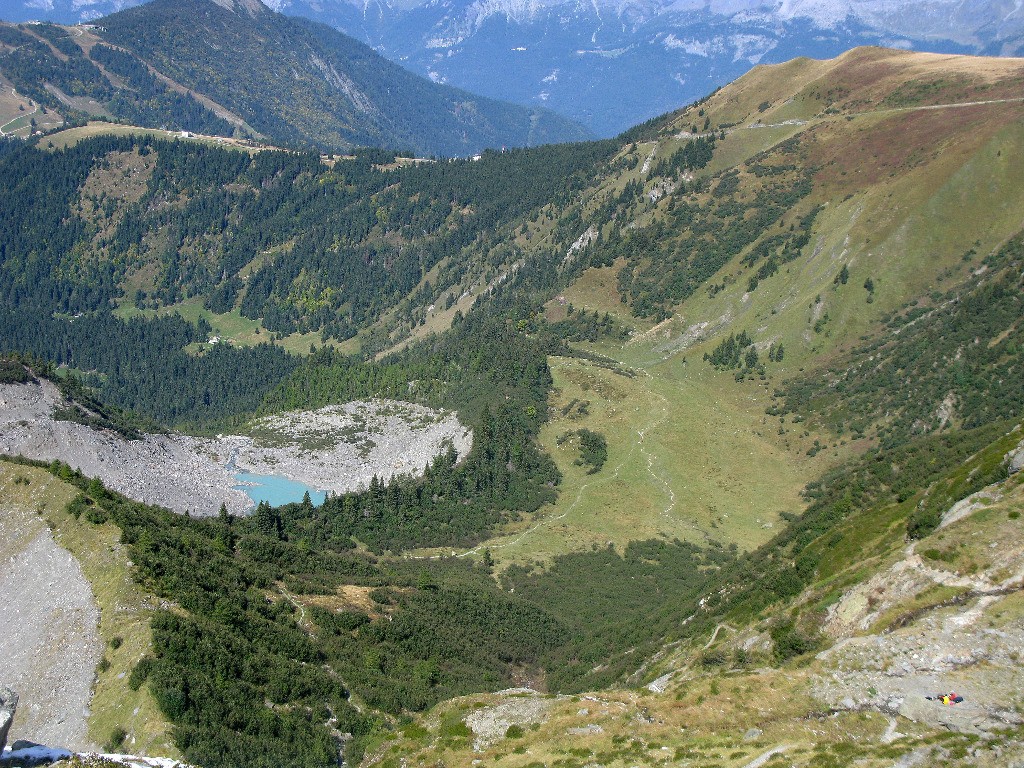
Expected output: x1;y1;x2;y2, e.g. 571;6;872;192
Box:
548;48;1024;352
381;47;1024;571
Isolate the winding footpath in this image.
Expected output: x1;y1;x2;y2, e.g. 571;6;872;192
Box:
0;89;38;137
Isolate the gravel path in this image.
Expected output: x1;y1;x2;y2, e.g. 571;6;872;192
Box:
0;474;102;752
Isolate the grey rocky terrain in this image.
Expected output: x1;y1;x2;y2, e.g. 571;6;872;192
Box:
0;378;252;516
218;400;472;497
0;688;16;755
0;379;470;517
0;470;101;753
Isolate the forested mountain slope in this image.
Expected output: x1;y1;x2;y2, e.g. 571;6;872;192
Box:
0;0;589;155
2;46;1024;768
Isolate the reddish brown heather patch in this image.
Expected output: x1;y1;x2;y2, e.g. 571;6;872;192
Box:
808;102;1021;192
818;50;904;101
768;48;1024;117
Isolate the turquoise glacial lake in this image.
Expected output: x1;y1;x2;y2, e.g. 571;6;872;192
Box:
233;472;327;507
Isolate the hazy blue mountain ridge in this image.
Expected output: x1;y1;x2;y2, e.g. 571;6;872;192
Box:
2;0;1014;134
89;0;590;153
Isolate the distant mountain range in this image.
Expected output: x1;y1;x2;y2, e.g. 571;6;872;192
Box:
0;0;589;154
2;0;1022;134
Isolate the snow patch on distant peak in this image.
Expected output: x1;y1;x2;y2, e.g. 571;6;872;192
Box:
466;0;549;28
729;32;776;63
426;34;466;48
880;37;914;49
662;33;726;56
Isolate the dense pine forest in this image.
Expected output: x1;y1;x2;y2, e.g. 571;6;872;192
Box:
0;133;614;332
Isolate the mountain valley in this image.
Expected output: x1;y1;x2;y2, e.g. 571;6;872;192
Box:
1;39;1024;768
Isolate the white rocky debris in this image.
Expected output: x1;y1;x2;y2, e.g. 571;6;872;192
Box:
565;225;597;260
646;672;673;693
0;378;251;516
217;400;472;498
0;472;102;752
464;692;553;751
0;379;470;516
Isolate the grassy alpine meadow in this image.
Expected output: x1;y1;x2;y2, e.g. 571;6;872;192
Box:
545;260;646;329
456;339;823;569
114;296;328;357
41;121;260;152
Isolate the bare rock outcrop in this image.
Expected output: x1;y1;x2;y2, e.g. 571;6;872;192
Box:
464;691;552;751
1006;438;1024;475
0;687;17;754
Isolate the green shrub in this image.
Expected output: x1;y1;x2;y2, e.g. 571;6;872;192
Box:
770;620;819;662
907;508;941;540
921;548;955;563
128;656;155;691
105;726;128;752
